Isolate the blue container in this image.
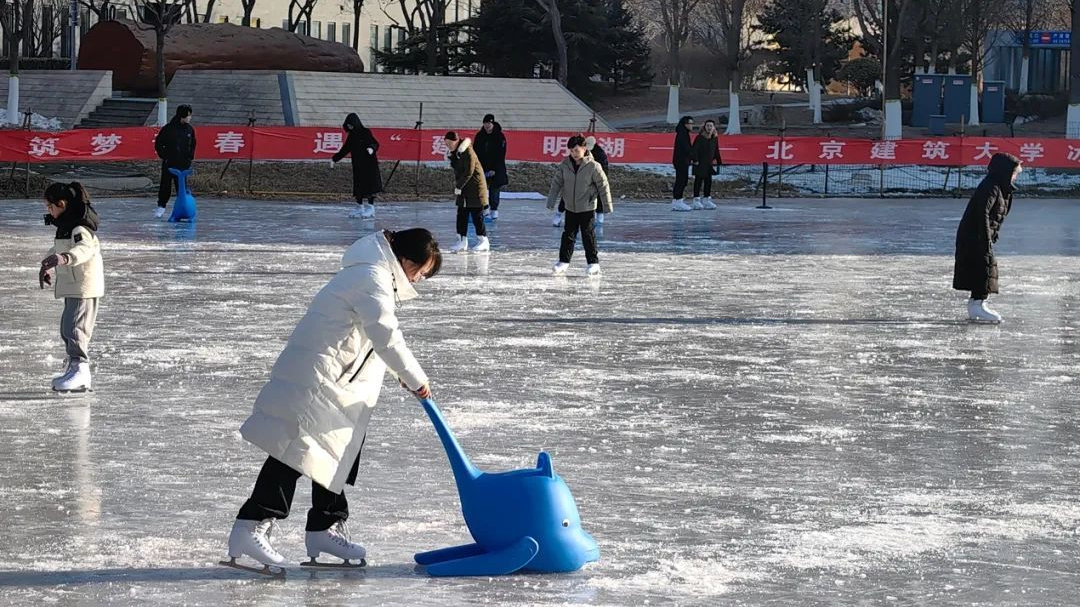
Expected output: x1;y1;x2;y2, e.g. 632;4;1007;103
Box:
927;115;947;136
911;74;943;127
981;80;1006;123
943;75;973;123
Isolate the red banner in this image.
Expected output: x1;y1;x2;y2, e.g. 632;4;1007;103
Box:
10;127;1080;168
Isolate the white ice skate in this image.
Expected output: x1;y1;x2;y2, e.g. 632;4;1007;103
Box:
552;211;564;227
303;521;367;568
470;235;490;253
154;207;166;219
672;199;692;212
491;209;499;221
220;518;287;578
968;299;1002;324
552;261;570;275
449;236;469;253
701;196;717;210
691;197;704;210
362;203;375;219
53;362;91;393
586;263;601;276
348;206;366;219
596;213;605;225
53;358;72;380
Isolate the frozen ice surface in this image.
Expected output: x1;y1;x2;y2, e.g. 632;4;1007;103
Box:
1;196;1079;606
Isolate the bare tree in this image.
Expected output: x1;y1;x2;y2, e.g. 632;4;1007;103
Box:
183;0;216;22
0;0;27;123
377;0;449;74
129;0;185;125
79;0;115;20
350;0;363;49
694;0;763;132
533;0;567;85
286;0;316;33
240;0;255;26
28;0;65;56
852;0;917;137
649;0;699;86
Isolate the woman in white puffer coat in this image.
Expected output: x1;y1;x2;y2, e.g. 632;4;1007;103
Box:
226;228;441;571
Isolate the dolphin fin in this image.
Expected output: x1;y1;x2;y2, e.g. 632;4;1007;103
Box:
536;451;554;478
414;542;486;565
425;536;540;577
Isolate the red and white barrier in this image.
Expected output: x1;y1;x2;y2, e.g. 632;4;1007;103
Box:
13;127;1080;168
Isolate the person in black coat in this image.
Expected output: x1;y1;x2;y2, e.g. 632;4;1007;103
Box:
154;104;196;218
953;152;1022;323
585;136;611;224
690;119;721;210
474;114;508;221
332;113;383;219
671;115;694;211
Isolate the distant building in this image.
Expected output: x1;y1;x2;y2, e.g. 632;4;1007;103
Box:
983;30;1071;93
50;0;477;74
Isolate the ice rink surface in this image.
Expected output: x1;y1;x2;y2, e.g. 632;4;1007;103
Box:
1;195;1078;606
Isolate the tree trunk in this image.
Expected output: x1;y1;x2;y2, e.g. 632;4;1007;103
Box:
203;0;217;23
724;0;744;135
7;6;19;125
352;6;360;50
156;26;167;126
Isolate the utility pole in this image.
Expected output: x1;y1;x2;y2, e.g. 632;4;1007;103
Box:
69;0;78;70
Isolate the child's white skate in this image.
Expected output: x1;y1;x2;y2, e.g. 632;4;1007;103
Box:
362;203;376;219
552;211;564;227
470;235;490;253
302;521;367;568
154;207;166;219
449;236;469;253
53;362;92;393
701;196;717;210
220;518;287;578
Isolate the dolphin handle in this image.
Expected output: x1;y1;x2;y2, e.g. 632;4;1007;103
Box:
419;398;481;485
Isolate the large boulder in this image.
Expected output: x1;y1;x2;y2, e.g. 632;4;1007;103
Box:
78;20;364;92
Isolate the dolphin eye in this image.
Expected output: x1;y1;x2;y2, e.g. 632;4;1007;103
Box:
562;519;570;527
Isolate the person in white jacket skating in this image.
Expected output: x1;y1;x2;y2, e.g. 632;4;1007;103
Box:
39;182;104;393
225;228;441;573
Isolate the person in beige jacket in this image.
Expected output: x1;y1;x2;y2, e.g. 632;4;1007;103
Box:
546;135;612;276
40;182;104;393
226;228;441;574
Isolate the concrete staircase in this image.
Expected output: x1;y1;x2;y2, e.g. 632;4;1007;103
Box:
77;98;157;128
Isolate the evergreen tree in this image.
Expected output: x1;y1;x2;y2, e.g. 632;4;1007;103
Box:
755;0;854;87
604;0;653;91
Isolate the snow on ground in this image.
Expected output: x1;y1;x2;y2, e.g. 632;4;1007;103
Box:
0;197;1078;606
0;108;63;131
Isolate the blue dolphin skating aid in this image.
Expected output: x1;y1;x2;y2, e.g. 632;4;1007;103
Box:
414;398;599;576
168;168;196;223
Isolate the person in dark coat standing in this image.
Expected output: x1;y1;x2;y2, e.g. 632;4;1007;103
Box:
332;113;383;219
690;119;721;210
154;104;196;219
671;115;694;212
953;152;1022;323
584;136;611;225
474;114;508;222
444;131;490;253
